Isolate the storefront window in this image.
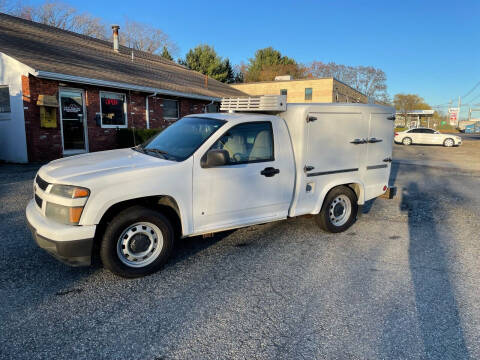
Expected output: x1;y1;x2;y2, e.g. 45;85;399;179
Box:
163;99;179;119
0;86;11;113
100;92;127;127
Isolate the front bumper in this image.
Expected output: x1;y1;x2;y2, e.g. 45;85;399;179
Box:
26;200;96;266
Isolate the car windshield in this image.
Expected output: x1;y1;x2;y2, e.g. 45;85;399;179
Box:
139;117;226;161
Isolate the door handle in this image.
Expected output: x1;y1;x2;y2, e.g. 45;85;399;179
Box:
383;157;392;163
261;167;280;177
304;165;314;172
350;138;366;144
367;138;383;143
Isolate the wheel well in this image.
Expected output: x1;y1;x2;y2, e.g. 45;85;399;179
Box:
93;196;182;258
347;183;362;203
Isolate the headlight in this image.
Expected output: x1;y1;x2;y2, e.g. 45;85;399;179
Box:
45;203;84;225
46;185;90;224
50;184;90;198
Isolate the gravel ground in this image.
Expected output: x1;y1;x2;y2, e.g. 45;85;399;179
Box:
0;142;479;360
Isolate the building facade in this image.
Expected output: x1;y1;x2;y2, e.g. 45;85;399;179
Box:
230;78;368;104
0;13;244;163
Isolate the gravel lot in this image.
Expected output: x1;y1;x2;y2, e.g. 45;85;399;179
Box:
0;140;479;360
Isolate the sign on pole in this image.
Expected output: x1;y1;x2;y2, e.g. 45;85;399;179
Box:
448;107;459;126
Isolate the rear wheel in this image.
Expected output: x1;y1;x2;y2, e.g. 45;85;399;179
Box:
402;137;412;146
100;206;174;278
316;186;358;233
443;138;454;147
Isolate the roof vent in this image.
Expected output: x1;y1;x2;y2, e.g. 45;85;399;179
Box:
220;95;287;112
111;25;120;52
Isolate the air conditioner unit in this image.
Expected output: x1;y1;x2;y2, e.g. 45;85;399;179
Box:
220;95;287;112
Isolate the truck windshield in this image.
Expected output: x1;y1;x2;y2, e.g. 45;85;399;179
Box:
141;117;226;161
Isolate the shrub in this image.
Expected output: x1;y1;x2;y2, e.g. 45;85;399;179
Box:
117;128;162;148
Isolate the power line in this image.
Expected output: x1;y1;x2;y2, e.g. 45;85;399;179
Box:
462;80;480;99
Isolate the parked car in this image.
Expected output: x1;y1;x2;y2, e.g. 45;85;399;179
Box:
26;97;395;278
394;128;461;147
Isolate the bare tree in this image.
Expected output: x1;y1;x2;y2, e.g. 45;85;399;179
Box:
2;0;107;39
393;93;431;127
121;18;177;55
307;61;389;102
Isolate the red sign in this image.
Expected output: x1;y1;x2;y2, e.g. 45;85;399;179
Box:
105;98;119;106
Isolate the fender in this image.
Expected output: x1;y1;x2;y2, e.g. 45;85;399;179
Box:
311;178;365;215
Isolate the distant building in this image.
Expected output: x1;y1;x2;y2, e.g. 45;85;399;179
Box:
0;13;244;163
395;110;435;128
230;78;368;104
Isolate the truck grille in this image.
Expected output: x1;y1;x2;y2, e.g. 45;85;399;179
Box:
35;175;49;191
34;193;43;209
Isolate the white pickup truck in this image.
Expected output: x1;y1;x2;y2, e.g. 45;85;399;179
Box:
26;96;395;278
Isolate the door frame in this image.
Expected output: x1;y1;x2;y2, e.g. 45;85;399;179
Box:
58;88;89;155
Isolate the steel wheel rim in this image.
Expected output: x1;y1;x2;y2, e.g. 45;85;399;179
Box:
116;222;164;268
445;139;453;147
329;195;352;227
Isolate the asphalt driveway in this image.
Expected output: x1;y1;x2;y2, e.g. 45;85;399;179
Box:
0;142;479;360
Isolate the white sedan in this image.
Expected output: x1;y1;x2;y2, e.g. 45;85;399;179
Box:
394;128;462;147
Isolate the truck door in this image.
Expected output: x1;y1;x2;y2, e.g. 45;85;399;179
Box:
192;120;295;233
364;112;394;199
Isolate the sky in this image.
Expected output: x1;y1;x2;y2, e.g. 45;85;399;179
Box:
28;0;480;117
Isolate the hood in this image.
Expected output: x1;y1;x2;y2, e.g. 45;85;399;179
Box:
39;148;173;183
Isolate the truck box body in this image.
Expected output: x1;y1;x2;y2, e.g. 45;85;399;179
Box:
281;103;394;217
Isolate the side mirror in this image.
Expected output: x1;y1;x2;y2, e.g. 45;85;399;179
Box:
201;149;230;168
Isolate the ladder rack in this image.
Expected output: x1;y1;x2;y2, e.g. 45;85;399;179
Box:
220;95;287;112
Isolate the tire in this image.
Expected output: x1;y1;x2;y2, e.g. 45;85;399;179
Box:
443;138;454;147
316;185;358;233
402;137;412;146
100;206;174;278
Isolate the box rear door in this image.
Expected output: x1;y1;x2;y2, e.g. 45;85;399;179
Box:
364;112;395;199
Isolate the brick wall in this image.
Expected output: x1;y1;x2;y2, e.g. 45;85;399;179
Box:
23;76;62;162
22;75;212;162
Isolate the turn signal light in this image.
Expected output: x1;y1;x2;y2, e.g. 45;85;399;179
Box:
73;188;90;198
69;207;84;224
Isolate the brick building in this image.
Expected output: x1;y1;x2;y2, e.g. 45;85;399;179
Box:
230;76;368;104
0;13;244;163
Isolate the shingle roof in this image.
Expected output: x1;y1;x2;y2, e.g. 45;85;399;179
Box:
0;13;244;99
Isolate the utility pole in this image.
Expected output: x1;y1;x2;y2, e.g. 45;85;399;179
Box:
457;96;461;127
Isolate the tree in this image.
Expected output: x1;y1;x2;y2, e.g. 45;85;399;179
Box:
307;61;389;102
3;0;107;39
182;45;231;83
244;47;304;82
160;46;173;61
393;94;431;127
121;18;177;55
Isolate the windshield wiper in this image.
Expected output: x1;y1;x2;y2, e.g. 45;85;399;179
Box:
144;148;171;159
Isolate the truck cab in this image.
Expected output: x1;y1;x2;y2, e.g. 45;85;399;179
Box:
27;96;395;278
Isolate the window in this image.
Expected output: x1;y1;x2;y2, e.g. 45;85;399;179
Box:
100;92;127;127
305;88;312;101
210;122;274;165
206;102;219;113
280;89;287;96
163;99;179;119
0;86;10;113
143;117;225;161
424;129;435;134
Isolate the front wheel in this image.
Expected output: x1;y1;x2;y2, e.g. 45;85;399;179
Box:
100;206;174;278
316;186;358;233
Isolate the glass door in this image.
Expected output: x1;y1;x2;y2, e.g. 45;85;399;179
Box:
60;90;87;153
